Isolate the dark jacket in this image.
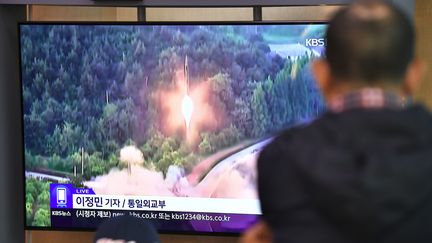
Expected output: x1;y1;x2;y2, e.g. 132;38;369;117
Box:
258;105;432;243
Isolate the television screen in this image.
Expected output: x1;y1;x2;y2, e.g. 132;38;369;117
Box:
20;22;327;233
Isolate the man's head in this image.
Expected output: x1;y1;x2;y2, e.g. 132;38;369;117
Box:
313;0;425;100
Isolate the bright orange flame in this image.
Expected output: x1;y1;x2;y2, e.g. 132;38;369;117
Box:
156;69;220;147
181;94;194;130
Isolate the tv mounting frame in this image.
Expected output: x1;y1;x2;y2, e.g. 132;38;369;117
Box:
0;0;351;22
0;0;352;7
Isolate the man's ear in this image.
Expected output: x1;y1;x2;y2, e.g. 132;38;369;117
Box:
312;59;332;96
403;58;427;96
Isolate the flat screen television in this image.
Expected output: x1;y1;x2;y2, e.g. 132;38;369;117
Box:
20;22;327;234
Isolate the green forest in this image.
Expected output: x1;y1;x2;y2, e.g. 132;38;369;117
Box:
26;178;50;226
22;24;325;178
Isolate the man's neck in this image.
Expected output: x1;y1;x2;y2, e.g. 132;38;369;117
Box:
324;80;404;101
327;87;408;113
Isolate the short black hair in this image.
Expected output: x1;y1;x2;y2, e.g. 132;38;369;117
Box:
325;0;415;83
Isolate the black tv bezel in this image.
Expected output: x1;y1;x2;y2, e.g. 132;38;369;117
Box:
19;21;327;235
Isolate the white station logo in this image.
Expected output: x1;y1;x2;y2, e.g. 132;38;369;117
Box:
305;38;326;47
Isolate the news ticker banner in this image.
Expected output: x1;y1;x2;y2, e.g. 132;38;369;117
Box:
51;208;259;232
50;183;262;215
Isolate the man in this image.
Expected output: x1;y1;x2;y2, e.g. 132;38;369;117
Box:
242;0;429;242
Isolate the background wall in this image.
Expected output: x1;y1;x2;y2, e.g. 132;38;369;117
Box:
27;5;343;22
415;0;432;107
30;5;137;21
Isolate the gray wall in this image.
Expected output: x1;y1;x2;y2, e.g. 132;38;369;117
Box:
0;5;26;243
392;0;415;18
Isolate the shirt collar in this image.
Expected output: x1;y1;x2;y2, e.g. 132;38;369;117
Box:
328;88;408;113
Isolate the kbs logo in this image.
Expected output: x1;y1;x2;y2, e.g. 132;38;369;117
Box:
305;38;326;47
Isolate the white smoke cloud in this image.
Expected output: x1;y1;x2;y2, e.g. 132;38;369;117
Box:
85;145;173;196
119;146;144;166
85;144;259;199
85;167;174;196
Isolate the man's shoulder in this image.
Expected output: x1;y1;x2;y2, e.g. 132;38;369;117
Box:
265;104;432;154
260;120;325;162
271;116;331;147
